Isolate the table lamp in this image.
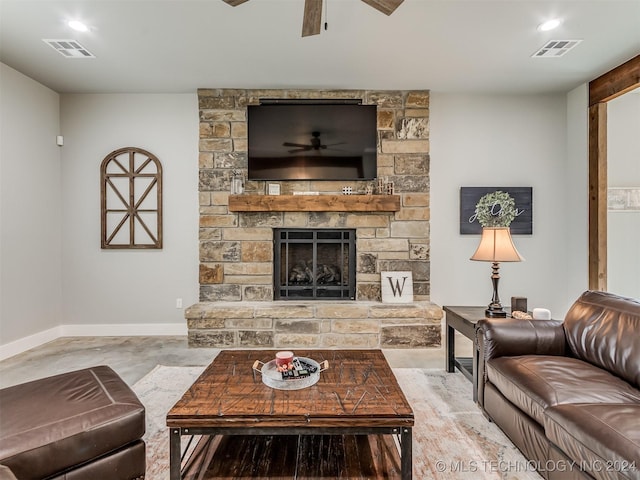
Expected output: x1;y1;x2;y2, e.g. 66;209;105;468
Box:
470;226;524;317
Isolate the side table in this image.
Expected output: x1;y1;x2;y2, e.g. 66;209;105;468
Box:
443;306;491;403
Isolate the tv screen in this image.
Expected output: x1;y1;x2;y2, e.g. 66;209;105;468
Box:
247;103;377;181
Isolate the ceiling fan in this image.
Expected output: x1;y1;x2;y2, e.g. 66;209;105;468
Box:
283;131;342;153
221;0;405;37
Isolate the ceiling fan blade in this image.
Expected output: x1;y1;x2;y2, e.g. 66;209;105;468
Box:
360;0;404;16
221;0;250;6
283;142;311;148
302;0;322;37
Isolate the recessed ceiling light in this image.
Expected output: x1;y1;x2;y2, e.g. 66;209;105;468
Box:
538;18;562;32
67;20;89;32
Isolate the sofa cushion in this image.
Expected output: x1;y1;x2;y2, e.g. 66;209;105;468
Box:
487;355;640;424
564;290;640;388
544;404;640;480
0;366;145;479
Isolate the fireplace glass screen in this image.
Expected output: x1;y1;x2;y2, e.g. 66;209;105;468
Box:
274;229;356;300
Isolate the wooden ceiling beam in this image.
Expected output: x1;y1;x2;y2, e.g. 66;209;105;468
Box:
589;55;640;106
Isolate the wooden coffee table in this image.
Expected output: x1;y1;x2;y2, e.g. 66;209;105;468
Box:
166;349;414;479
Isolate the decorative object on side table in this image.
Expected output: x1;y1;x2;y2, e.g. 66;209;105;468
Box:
511;296;532;319
471;227;524;317
532;307;552;320
469;190;524;317
511;296;528;314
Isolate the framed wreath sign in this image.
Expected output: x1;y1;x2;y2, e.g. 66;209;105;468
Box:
459;187;533;234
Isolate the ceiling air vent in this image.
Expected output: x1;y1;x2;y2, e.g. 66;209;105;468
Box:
532;40;582;58
43;39;95;58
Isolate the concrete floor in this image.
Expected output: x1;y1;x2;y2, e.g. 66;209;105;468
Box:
0;334;475;389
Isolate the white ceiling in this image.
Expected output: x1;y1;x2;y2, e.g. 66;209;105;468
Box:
1;0;639;95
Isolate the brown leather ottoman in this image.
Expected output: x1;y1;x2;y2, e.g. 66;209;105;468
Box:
0;366;145;479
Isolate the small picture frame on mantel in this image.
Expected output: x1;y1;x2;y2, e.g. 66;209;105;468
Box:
267;183;281;195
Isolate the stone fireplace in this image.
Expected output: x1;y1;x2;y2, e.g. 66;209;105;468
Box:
186;88;443;348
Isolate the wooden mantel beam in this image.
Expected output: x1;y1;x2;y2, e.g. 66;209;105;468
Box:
228;194;401;212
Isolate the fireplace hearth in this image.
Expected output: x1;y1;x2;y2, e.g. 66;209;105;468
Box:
274;229;356;300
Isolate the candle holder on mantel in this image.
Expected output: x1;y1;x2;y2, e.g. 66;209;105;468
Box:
376;177;394;195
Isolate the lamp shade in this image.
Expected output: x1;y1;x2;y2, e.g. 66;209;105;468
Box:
470;227;524;263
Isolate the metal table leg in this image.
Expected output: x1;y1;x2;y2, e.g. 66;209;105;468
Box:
401;426;412;479
169;428;181;480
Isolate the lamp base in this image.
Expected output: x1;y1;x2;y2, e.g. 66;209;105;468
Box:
485;305;507;318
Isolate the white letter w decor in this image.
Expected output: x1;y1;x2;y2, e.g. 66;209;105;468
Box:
381;271;414;303
100;147;163;249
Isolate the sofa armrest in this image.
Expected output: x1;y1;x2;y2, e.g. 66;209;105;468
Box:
477;318;566;360
476;318;566;408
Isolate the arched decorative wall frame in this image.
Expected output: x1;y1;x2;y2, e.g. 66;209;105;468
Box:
100;147;163;249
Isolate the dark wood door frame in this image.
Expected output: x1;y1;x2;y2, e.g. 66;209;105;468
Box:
588;55;640;291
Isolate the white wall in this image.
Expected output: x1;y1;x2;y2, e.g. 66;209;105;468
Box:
0;63;62;344
60;94;199;330
430;93;586;318
607;91;640;298
1;73;595;355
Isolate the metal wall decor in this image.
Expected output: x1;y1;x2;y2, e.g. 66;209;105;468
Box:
100;147;163;249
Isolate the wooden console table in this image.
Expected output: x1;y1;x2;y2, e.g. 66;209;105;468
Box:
228;194;400;212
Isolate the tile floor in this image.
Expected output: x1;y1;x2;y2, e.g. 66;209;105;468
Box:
0;333;475;389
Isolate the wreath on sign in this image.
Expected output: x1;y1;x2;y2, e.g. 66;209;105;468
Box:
474;190;516;227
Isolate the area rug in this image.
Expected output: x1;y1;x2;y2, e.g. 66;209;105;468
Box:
133;365;542;479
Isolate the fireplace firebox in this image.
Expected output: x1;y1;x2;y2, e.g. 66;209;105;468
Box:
274;229;356;300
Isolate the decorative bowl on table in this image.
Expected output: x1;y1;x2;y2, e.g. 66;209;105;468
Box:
252;357;328;390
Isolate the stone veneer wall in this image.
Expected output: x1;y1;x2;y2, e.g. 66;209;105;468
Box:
187;88;443;348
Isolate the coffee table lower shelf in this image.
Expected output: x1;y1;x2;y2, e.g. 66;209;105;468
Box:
179;432;404;479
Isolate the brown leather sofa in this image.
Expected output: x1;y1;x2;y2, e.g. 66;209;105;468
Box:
477;290;640;480
0;365;145;479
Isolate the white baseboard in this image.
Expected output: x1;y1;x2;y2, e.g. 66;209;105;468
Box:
0;326;64;362
60;323;188;337
0;323;187;361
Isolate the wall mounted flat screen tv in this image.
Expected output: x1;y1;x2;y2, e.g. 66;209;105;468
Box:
248;102;377;181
